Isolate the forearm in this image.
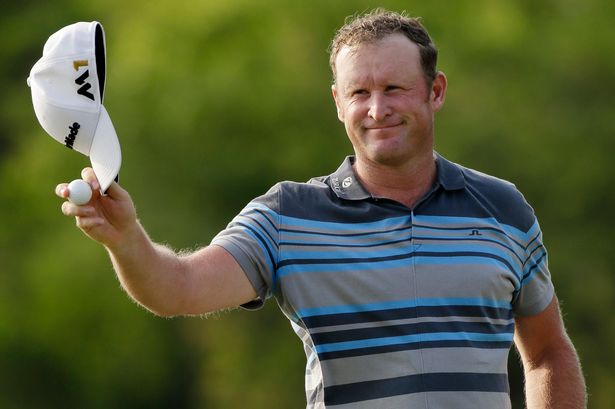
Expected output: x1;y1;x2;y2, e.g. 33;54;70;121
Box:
105;220;188;317
57;171;255;316
523;343;587;409
56;173;212;316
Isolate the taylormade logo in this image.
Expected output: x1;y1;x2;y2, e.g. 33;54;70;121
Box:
73;60;95;101
65;122;80;149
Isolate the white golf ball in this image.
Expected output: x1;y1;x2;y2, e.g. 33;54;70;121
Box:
67;179;92;205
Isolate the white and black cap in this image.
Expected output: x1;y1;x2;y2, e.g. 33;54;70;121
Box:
27;21;120;193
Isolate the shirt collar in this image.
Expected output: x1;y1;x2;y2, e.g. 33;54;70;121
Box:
434;152;466;191
328;152;465;201
328;156;371;200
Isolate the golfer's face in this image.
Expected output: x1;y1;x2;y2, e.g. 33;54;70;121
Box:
332;34;442;167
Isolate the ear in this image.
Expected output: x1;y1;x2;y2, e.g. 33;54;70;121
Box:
430;71;447;112
332;83;344;122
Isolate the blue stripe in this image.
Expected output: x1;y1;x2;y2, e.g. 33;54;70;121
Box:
278;256;514;279
413;235;524;265
280;242;521;270
414;214;533;242
280;214;412;233
242;227;279;291
523;249;547;276
413;222;527;251
280;236;412;249
318;339;512;361
298;297;511;318
279;250;514;268
253;208;279;232
240;224;277;270
315;331;514;353
280;245;413;262
525;220;542;241
524;242;546;266
525;230;542;252
280;233;524;268
278;251;518;282
281;224;412;238
311;320;514;345
243;214;278;250
521;253;548;287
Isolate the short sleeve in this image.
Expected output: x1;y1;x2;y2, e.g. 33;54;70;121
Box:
512;218;554;316
210;184;281;309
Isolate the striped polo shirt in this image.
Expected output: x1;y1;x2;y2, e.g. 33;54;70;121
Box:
212;153;554;409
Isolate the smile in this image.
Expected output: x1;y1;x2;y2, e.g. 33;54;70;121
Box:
365;123;403;130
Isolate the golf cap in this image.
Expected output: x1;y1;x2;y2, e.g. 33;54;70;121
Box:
27;21;120;193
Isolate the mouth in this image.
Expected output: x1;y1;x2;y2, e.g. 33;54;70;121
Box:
364;122;404;131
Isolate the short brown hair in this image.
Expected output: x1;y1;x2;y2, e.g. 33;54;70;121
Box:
328;9;438;84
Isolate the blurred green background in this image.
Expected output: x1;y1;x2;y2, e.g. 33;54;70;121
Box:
1;0;613;407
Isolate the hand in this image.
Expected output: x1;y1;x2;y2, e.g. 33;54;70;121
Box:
56;167;138;249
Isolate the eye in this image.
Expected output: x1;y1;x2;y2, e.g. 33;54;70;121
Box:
351;89;368;97
385;85;401;93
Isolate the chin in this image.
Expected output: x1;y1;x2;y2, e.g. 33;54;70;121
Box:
366;150;411;167
367;139;406;159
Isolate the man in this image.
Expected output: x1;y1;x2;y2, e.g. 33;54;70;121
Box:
57;9;586;409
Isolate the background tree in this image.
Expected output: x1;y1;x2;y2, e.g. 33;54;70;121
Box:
1;0;613;407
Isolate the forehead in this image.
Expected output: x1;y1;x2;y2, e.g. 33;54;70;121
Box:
334;33;423;87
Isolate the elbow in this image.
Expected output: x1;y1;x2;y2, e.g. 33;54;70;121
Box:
523;338;578;372
128;294;183;318
150;308;179;318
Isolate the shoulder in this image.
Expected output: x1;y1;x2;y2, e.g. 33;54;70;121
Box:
460;165;521;200
250;176;333;215
458;164;537;233
259;177;330;199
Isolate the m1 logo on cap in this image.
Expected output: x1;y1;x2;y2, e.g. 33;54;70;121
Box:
73;60;95;101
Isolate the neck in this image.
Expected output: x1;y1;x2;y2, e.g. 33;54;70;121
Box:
353;151;437;209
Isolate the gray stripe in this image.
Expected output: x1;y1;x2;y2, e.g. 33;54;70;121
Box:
426;391;511;409
281;265;514;311
324;392;426;409
413;263;517;300
321;348;510;387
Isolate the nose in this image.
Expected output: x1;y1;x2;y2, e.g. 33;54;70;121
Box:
367;92;392;122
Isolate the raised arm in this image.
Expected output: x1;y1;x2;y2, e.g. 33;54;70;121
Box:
514;295;587;409
56;168;257;317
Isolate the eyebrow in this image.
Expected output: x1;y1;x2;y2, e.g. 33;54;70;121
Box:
342;77;417;95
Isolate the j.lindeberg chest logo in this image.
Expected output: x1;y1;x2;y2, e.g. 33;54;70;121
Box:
72;60;95;101
65;122;80;149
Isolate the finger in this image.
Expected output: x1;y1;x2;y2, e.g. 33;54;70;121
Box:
55;183;69;199
103;179;129;200
61;202;96;217
81;167;100;192
75;216;105;231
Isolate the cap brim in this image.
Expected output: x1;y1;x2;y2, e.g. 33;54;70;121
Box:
90;106;121;193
